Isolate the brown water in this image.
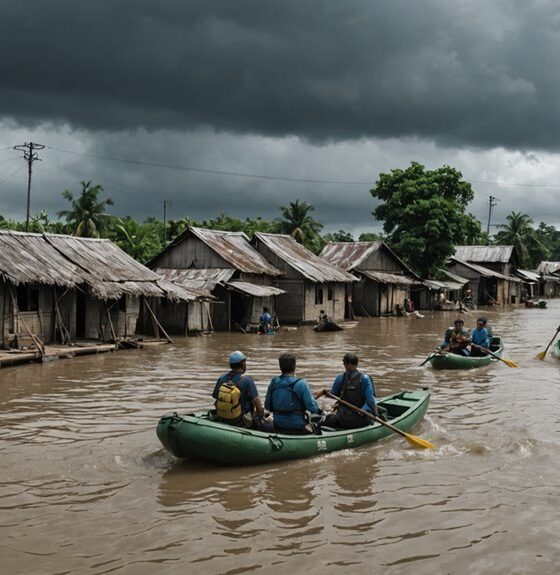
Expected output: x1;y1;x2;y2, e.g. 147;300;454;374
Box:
2;304;560;574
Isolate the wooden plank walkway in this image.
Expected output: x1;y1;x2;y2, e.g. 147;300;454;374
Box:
0;339;169;369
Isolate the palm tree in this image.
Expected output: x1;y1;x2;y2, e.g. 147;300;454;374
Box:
57;181;114;237
277;200;323;248
494;211;549;268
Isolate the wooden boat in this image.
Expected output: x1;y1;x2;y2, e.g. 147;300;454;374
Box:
525;300;547;308
313;318;343;332
428;336;503;370
156;389;431;465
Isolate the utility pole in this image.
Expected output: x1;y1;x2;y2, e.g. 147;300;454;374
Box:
159;199;171;243
14;142;45;231
486;195;498;245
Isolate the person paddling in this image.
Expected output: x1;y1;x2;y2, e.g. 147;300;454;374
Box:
316;353;380;428
441;319;470;356
470;317;491;356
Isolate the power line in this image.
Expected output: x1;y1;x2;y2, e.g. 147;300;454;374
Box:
0;165;25;186
46;145;560;190
46;145;373;185
0;155;22;163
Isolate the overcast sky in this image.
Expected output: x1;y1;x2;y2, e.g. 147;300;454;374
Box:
1;0;560;235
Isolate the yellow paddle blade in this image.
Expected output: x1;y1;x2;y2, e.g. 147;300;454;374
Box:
403;432;437;450
536;351;547;361
501;357;519;368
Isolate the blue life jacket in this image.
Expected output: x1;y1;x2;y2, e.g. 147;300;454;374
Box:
269;377;304;414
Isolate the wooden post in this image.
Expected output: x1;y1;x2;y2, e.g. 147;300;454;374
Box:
206;301;214;332
144;299;173;343
53;288;72;345
9;287;45;357
105;303;118;348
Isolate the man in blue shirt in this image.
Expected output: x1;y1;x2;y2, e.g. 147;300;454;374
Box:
470;317;491;356
212;350;271;431
259;307;273;333
316;353;378;429
265;353;322;434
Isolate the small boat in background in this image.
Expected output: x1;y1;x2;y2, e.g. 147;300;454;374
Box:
314;317;344;332
427;336;504;370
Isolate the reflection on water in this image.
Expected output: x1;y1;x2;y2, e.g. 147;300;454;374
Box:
2;304;560;573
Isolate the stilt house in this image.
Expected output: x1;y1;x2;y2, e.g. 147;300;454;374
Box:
0;230;186;350
320;241;420;316
148;227;285;332
253;233;357;323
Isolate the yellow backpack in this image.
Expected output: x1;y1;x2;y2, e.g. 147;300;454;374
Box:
215;376;244;420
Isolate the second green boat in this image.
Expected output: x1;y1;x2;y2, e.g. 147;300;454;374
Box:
427;336;503;370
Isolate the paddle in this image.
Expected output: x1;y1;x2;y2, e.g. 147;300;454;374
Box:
536;326;560;360
419;349;443;366
324;392;436;450
470;343;519;368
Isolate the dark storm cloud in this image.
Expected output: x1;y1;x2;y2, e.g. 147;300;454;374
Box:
2;1;560;150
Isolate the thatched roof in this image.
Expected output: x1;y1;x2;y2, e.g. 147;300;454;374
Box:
254;233;357;283
0;230;194;301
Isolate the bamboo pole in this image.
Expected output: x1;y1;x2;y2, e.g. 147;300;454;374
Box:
144;299;173;343
104;303;118;348
9;287;45;357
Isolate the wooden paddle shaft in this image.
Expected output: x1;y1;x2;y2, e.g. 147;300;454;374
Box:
325;392;409;440
543;328;560;354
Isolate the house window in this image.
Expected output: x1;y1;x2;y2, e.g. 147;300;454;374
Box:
17;285;39;312
328;286;334;301
315;285;323;305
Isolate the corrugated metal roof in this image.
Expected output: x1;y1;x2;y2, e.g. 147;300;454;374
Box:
450;258;521;282
358;270;417;285
254;233;357;283
227;281;286;297
454;245;515;263
0;230;176;300
320;241;420;280
439;269;470;285
320;242;383;271
154;268;234;296
536;261;560;274
424;279;446;290
516;269;540;282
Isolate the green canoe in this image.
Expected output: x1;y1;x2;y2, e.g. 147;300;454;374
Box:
156;388;431;465
428;336;503;370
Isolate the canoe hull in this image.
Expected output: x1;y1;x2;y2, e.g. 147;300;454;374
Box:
429;337;503;370
157;389;430;465
552;340;560;359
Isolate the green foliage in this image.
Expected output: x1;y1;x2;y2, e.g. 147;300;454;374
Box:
322;229;355;243
110;216;165;263
535;222;560;261
358;231;384;242
277;199;323;252
57;181;115;237
494;212;550;268
370;162;482;278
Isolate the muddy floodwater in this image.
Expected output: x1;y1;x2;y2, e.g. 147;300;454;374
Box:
2;304;560;574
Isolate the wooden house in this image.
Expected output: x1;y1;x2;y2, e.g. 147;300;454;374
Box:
535;262;560;297
450;246;522;304
0;230;183;351
148;227;285;332
320;241;419;316
253;233;357;323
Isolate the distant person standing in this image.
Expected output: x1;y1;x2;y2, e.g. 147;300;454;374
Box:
259;307;273;333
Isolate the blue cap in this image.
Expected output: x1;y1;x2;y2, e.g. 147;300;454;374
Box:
229;350;246;364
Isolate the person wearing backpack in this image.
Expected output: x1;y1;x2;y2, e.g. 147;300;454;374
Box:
212;350;271;431
265;352;323;434
316;353;378;429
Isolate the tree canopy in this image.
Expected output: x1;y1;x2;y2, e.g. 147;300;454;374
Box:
370;162;482;278
494;211;549;268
